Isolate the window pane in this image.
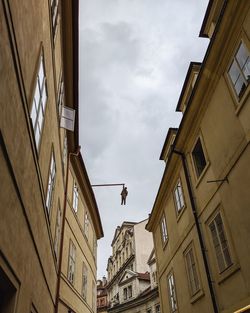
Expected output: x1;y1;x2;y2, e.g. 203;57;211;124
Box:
235;76;247;97
236;43;249;69
242;60;250;81
192;138;207;177
229;60;240;84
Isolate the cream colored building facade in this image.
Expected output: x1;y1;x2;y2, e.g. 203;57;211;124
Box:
106;220;160;313
0;1;103;313
146;1;250;313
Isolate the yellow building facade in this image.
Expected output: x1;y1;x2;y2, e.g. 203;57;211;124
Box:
0;1;103;313
146;1;250;313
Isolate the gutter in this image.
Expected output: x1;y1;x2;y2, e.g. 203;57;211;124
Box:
172;148;218;313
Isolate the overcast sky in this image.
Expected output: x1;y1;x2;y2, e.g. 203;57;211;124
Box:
79;0;209;278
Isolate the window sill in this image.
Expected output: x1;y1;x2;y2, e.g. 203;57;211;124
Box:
162;238;169;250
218;263;241;285
194;161;210;188
235;85;250;116
190;289;205;304
176;205;186;223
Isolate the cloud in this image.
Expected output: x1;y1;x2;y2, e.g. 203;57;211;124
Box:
79;0;209;277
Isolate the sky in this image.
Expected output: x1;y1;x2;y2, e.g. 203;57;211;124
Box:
79;0;209;278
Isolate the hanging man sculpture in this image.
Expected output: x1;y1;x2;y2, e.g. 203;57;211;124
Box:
121;186;128;205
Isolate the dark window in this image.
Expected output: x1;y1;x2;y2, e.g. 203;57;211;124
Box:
192;138;207;177
0;267;17;313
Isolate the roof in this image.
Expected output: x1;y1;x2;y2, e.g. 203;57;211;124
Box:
111;221;136;246
137;272;150;281
159;128;178;161
71;153;104;239
175;62;201;112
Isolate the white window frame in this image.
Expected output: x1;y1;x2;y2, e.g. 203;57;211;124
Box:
167;272;178;312
54;203;62;259
173;179;185;214
209;212;233;273
82;262;88;300
184;246;200;296
160;214;168;245
67;240;76;284
84;211;89;239
46;151;56;214
51;0;59;40
30;54;47;149
228;41;250;98
72;181;79;212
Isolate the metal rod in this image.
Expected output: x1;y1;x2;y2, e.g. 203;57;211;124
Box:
91;183;125;187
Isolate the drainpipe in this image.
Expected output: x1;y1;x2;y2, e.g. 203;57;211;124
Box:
55;145;81;313
172;147;218;313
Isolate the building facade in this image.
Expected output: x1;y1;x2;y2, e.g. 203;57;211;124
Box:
97;277;108;313
146;1;250;313
0;1;103;313
106;220;160;313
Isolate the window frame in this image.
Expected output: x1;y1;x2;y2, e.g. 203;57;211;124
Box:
82;261;88;300
173;178;185;216
72;181;79;213
45;149;56;215
227;41;250;99
208;212;233;273
50;0;59;42
167;271;178;313
67;240;76;285
54;201;62;260
160;214;168;247
84;211;89;239
184;244;201;297
191;136;209;182
30;52;48;151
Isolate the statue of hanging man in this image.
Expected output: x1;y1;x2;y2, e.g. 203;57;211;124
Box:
121;186;128;205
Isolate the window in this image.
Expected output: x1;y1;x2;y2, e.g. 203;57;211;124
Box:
167;273;177;312
184;247;200;296
123;287;127;300
51;0;59;40
84;212;89;239
92;280;96;311
209;212;232;273
192;138;207;178
128;285;132;298
45;151;56;213
174;180;185;214
155;304;160;313
63;135;67;168
228;42;250;98
82;262;88;300
30;54;47;148
67;241;76;284
0;266;18;313
72;181;78;212
146;308;152;313
160;214;168;245
54;203;62;259
57;78;64;117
